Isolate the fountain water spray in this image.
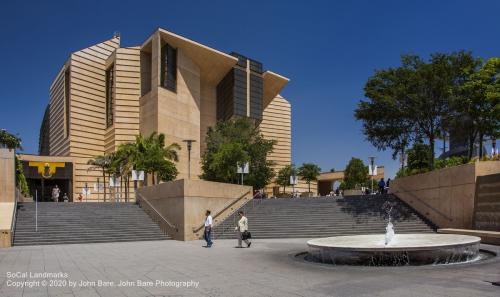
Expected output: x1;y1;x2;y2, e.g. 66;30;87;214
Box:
383;202;395;245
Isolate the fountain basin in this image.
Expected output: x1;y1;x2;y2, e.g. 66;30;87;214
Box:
307;234;481;266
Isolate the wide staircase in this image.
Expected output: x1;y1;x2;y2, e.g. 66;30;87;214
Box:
13;202;170;246
213;195;435;239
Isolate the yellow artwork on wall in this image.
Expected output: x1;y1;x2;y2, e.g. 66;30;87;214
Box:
28;162;65;179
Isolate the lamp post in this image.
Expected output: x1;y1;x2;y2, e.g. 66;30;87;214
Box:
183;140;196;179
368;156;376;194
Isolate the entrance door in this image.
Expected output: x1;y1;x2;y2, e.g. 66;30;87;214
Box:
26;178;71;202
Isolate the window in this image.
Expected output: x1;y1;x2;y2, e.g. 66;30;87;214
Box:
105;64;114;127
160;43;177;92
64;67;70;137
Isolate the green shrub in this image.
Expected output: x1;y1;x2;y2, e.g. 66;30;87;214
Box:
15;156;29;196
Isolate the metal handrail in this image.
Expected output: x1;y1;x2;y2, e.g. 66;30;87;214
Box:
219;192;264;239
10;188;19;246
136;192;178;234
192;190;252;234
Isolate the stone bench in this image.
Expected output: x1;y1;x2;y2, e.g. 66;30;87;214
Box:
438;228;500;245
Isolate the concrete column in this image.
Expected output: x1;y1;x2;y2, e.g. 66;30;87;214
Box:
0;148;15;203
151;32;161;89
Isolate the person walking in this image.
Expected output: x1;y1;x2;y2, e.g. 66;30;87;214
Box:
378;178;386;194
204;210;213;248
235;211;251;248
386;178;391;193
52;185;60;202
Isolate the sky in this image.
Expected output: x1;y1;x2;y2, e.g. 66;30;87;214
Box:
1;0;500;179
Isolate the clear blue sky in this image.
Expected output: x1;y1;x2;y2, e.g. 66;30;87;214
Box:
1;0;499;178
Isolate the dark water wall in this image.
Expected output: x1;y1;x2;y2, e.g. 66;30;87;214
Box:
474;173;500;231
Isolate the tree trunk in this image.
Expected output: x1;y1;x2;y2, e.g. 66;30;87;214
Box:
120;176;123;202
102;170;106;202
400;147;406;169
468;134;474;159
429;135;435;171
308;181;311;193
107;173;111;202
124;176;127;202
479;132;484;158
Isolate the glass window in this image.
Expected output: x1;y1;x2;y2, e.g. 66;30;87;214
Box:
160;43;177;92
105;64;114;128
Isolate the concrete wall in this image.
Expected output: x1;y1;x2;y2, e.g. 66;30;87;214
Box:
474;172;500;231
259;95;292;195
0;148;15;247
137;179;252;240
390;161;500;229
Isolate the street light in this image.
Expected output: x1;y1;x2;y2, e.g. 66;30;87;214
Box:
368;156;376;194
183;140;196;179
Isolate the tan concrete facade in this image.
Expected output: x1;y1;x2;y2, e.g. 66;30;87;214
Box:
137;179;252;240
0;148;16;247
39;28;292;201
390;161;500;229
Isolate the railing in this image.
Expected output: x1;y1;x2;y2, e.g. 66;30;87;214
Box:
219;192;264;239
192;190;252;235
10;188;20;246
136;192;178;237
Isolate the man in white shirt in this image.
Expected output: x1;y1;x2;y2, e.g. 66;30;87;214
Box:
204;210;213;247
52;185;60;202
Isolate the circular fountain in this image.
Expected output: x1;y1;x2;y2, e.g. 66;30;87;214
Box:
307;234;481;266
305;201;483;266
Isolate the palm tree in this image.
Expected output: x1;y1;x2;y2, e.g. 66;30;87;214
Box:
156;133;181;162
276;164;296;194
114;143;138;201
298;163;322;194
135;132;180;184
87;154;113;202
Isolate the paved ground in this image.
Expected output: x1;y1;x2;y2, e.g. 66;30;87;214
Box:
0;238;499;297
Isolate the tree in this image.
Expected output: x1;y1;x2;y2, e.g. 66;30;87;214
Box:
455;57;500;158
276;164;296;193
201;118;276;189
298;163;321;193
0;129;29;196
0;129;22;150
356;51;480;170
406;142;432;173
355;66;415;162
134;132;180;184
88;132;180;201
87;155;113;202
15;157;29;196
343;158;369;190
113;143;139;201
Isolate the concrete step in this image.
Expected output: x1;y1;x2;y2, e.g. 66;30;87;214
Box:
212;194;435;239
14;202;169;246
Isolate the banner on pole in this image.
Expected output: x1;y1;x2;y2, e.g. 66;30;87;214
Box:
109;177;120;187
290;175;298;185
132;170;145;181
237;162;249;174
369;165;378;176
93;183;104;191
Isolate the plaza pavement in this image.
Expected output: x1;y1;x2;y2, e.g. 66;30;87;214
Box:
0;238;499;297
